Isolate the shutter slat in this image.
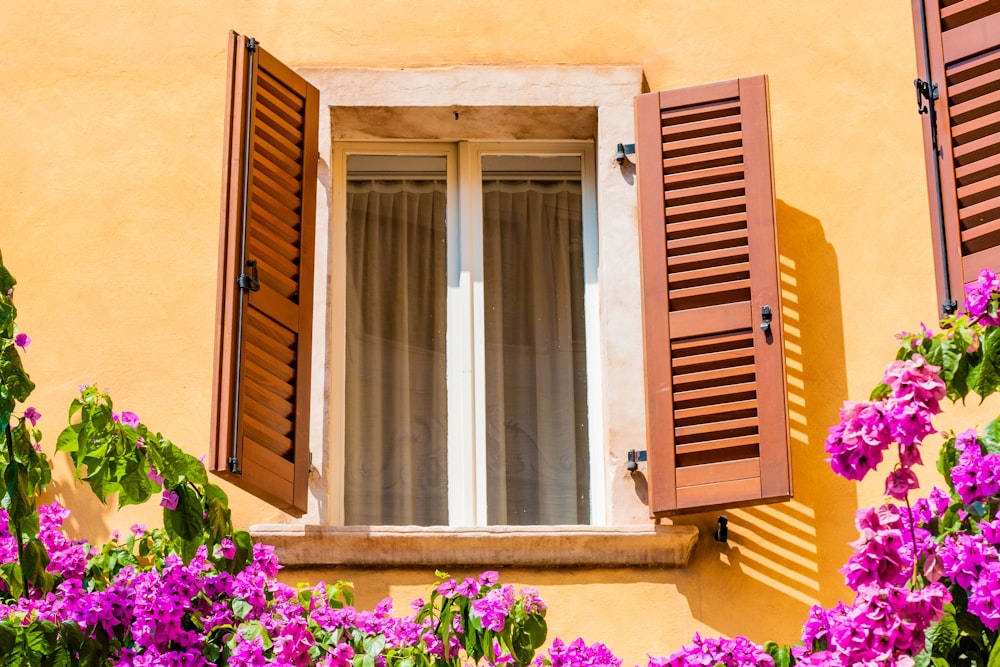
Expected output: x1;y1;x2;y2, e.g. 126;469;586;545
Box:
961;214;1000;253
675;398;759;424
666;261;751;290
666;179;746;207
676;478;762;509
664;163;745;189
255;118;304;164
675;381;757;407
251;162;304;214
942;10;1000;59
668;302;752;339
212;32;317;515
667;213;747;239
637;75;789;515
676;458;760;488
675;434;760;456
666;244;749;273
667;227;748;253
663;131;743;160
958;173;1000;206
663;147;744;174
662;113;742;141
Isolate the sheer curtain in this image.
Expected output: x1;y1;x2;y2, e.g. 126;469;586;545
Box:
482;179;590;525
344;179;448;525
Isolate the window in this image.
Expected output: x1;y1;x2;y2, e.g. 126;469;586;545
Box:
334;143;600;526
210;31;791;532
911;0;1000;314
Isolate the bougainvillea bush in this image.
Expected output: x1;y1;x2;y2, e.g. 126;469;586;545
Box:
6;242;1000;667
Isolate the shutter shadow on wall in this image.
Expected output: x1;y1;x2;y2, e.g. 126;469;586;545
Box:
211;31;318;515
912;0;1000;310
636;75;791;515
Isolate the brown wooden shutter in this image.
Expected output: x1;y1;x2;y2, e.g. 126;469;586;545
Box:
211;32;318;516
636;75;790;515
912;0;1000;309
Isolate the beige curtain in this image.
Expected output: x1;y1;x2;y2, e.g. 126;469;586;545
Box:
483;180;590;525
344;180;449;525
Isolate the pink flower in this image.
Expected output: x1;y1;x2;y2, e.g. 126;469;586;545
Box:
885;467;919;500
14;333;30;350
147;466;164;486
112;411;140;428
23;406;41;426
160;490;179;511
130;523;146;537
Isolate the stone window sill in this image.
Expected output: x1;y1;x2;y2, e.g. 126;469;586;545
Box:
249;524;699;568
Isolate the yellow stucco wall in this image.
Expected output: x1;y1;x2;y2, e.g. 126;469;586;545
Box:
3;1;993;664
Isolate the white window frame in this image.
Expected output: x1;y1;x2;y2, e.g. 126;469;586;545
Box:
293;66;650;532
330;140;602;526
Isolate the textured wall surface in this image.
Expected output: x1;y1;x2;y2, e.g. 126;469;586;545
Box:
2;1;987;663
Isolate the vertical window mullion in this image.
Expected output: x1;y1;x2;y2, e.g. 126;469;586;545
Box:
446;142;481;526
581;144;605;526
463;142;490;526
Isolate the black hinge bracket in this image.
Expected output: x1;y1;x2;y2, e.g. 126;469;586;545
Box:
626;449;647;472
914;78;938;115
237;259;260;292
228;456;241;474
246;37;257;53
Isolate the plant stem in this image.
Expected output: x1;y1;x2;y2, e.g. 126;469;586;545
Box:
3;424;29;596
905;492;919;587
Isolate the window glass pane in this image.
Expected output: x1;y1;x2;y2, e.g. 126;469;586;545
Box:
344;154;448;525
482;154;590;525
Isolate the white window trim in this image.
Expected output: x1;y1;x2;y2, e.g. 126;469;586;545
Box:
295;66;652;530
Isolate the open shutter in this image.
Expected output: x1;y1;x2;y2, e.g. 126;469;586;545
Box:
211;31;318;516
912;0;1000;310
636;75;790;515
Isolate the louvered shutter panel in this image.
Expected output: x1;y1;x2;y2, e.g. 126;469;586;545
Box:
636;75;791;515
912;0;1000;308
211;32;318;516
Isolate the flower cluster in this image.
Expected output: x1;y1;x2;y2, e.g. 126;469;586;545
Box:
537;638;621;667
824;354;945;493
964;268;1000;325
651;633;774;667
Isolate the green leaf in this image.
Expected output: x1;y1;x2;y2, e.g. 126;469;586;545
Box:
0;251;16;295
162;484;203;542
969;327;1000;399
925;612;959;656
232;598;253;620
0;345;34;403
869;383;891;401
988;636;1000;667
763;642;792;667
523;615;547;649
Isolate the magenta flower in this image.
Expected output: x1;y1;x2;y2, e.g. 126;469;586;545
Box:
885;467;919;500
964;268;1000;325
23;406;41;426
160;490;179;511
113;411;140;428
14;332;30;350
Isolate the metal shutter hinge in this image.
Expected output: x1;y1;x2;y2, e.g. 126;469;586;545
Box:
237;259;260;292
626;449;647;472
913;79;938;115
228;456;241;474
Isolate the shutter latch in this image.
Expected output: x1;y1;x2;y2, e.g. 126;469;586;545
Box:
237;259;261;292
626;449;647;472
760;305;772;333
228;456;241;474
914;78;938;115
